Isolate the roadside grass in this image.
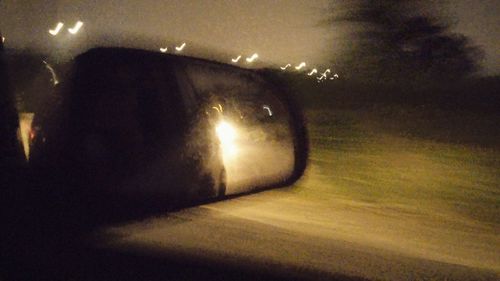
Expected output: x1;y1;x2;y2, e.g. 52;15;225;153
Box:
293;106;500;226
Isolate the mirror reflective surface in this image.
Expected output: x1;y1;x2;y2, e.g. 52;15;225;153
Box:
182;61;296;194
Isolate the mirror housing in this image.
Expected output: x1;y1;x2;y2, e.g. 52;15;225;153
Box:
12;47;308;220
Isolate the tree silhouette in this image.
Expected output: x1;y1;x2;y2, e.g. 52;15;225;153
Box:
326;0;483;83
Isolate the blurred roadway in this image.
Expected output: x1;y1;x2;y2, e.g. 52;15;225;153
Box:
4;108;498;281
95;180;498;281
92;109;499;281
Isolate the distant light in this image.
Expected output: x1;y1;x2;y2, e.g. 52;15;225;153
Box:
246;53;259;63
160;47;168;53
42;60;59;85
333;73;339;78
68;21;83;34
316;69;331;81
262;105;273;116
295;62;306;70
231;55;242;63
280;64;291;70
175;42;186;52
1;36;5;43
307;68;318;76
49;22;64;36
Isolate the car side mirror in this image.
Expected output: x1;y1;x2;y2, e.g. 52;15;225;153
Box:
179;60;308;197
21;48;308;221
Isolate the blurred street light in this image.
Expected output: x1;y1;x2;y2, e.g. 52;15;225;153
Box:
1;36;5;43
49;22;64;36
295;62;306;70
160;47;168;53
262;105;273;116
68;21;83;34
329;73;339;80
42;60;59;85
212;104;223;114
246;53;258;63
280;64;291;70
307;68;317;76
231;55;242;63
175;42;186;52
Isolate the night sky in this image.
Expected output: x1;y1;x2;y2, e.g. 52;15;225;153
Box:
1;0;498;75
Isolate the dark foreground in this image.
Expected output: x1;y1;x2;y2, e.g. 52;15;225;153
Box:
2;106;499;281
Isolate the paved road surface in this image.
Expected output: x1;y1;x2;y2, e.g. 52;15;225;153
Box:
95;181;498;281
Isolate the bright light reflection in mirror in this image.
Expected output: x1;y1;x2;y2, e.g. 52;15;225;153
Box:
263;105;273;116
280;64;291;70
42;60;59;85
307;68;317;76
216;120;238;159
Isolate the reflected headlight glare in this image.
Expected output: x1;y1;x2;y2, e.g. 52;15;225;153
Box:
216;120;237;157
